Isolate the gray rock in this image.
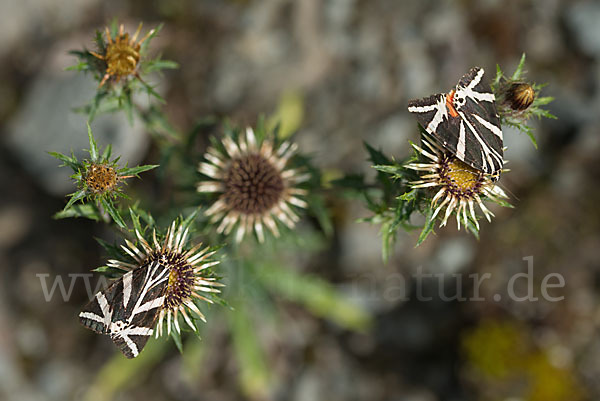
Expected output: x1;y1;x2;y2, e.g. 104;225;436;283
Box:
5;71;148;196
567;2;600;57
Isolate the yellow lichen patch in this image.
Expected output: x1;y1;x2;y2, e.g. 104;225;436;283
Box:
85;163;118;194
461;319;529;379
462;320;585;401
526;352;585;401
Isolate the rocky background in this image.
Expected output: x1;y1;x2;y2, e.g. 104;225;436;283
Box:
1;0;600;400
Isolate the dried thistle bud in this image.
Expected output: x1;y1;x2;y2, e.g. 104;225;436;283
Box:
503;82;535;112
85;163;118;195
90;23;154;88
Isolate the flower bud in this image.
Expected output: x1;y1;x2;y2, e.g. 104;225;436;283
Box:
504;82;535;111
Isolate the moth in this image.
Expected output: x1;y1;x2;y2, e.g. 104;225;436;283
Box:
79;260;169;358
407;67;504;174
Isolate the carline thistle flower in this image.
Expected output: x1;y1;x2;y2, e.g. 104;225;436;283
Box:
406;137;509;230
107;220;223;337
197;127;309;243
91;23;154;88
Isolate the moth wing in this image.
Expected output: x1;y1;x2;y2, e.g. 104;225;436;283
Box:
408;93;462;155
109;261;169;358
455;67;504;173
79;261;169;359
79;274;125;335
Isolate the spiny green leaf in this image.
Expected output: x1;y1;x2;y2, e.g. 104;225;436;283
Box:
511;53;527;81
181;209;200;231
170;327;184;354
308;194;334;238
142;59;179;73
533;95;554;107
101;143;113;161
101;198;126;228
92;265;127;279
488;196;514;209
48;151;80;171
373;164;402;176
416;205;436;247
65;61;89;72
95;237;126;260
365;142;391;165
524;127;538;149
465;217;480;240
87;122;98;161
118;164;159;177
398;189;417;202
129;207;144;235
140;81;166;104
381;219;396;263
64;190;88;210
54;203;101;221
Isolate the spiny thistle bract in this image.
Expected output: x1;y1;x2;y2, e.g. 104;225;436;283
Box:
197;125;310;243
49;124;157;227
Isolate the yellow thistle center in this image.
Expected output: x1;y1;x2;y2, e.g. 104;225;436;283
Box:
223;153;285;214
148;250;194;309
85;163;118;194
165;265;194;309
105;34;141;77
439;158;484;199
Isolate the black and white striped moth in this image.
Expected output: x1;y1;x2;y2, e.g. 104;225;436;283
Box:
79;261;168;358
408;67;504;174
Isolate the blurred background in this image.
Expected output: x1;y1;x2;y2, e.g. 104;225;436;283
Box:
1;0;600;400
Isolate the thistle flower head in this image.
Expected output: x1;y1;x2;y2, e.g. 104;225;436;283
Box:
406;137;509;230
197;126;309;243
90;23;154;88
50;124;157;220
68;22;177;122
106;216;223;337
